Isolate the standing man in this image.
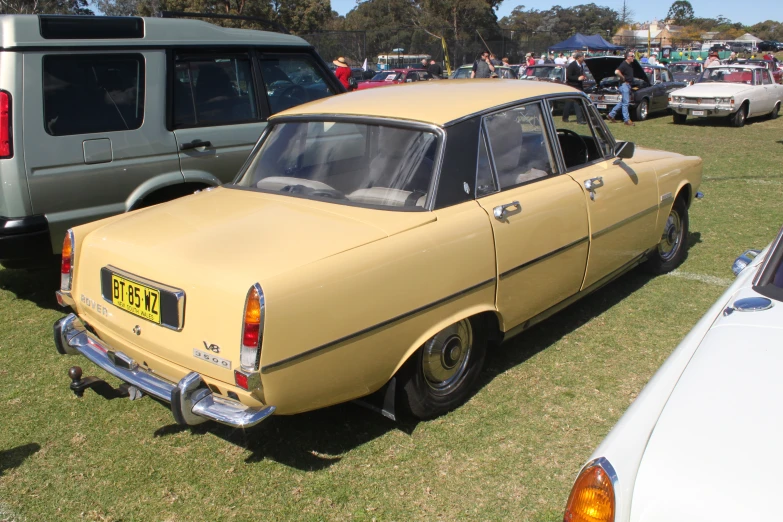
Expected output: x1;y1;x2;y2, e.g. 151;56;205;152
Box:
555;53;566;64
420;58;429;70
489;53;502;66
607;51;636;126
428;59;443;79
471;51;495;78
563;52;587;123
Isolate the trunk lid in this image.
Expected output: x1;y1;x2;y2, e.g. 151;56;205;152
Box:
73;186;436;384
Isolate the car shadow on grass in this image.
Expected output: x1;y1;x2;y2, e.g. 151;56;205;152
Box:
0;443;41;476
153;402;414;471
0;264;61;311
479;268;656;390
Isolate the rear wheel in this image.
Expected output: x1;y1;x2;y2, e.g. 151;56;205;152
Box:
770;102;780;119
634;99;649;121
399;317;487;420
730;104;747;127
644;196;689;275
673;112;687;124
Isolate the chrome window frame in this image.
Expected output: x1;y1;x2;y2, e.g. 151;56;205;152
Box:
752;225;783;302
226;114;446;212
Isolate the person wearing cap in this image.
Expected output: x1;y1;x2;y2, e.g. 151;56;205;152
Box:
704;50;720;67
333;57;351;89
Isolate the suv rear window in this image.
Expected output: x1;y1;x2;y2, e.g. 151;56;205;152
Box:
43;54;145;136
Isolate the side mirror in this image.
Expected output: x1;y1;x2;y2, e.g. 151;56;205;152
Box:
614;141;635;159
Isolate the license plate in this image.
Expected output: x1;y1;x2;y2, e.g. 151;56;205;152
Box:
109;274;161;324
692;110;705;116
597;104;607;109
193;348;232;370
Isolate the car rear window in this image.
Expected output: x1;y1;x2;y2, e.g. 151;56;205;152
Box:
43;54;144;136
234;121;438;210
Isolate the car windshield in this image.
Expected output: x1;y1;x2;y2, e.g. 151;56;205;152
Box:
523;66;563;80
234;121;438;210
453;68;472;79
671;63;700;74
699;67;754;84
371;72;401;81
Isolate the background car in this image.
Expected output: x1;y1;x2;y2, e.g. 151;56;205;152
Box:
0;15;344;268
450;64;516;79
670;61;704;84
564;224;783;522
356;68;433;89
519;64;595;89
669;64;783;126
585;57;686;121
746;59;783;83
54;81;701;430
757;40;783;52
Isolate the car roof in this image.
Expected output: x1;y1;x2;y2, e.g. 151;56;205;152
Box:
706;63;766;69
0;15;309;49
274;80;575;126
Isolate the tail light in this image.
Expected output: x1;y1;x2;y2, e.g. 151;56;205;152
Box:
564;459;616;522
0;90;11;159
239;283;264;371
60;229;75;291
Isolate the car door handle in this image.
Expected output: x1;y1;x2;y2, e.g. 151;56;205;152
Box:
179;140;212;151
584;177;604;190
493;201;521;220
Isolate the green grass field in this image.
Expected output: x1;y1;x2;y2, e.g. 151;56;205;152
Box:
1;109;782;521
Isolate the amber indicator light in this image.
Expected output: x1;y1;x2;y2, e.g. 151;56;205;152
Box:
564;465;615;522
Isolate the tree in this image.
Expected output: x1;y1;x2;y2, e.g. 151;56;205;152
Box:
0;0;92;14
94;0;139;16
665;0;694;25
273;0;331;34
619;0;633;25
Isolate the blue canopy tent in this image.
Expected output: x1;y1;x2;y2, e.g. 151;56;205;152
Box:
548;33;624;52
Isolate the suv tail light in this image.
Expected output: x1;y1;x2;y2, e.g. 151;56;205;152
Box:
0;91;11;159
239;283;265;371
61;230;75;291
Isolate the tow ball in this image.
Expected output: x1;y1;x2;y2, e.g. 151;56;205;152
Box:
68;366;144;400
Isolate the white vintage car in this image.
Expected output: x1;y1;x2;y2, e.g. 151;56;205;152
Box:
669;64;783;126
563;225;783;522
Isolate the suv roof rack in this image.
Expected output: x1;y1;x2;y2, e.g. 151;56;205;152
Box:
158;11;289;35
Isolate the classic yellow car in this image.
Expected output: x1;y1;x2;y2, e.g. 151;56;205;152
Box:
54;80;703;428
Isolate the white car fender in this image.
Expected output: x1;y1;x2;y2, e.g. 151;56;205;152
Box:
578;249;768;522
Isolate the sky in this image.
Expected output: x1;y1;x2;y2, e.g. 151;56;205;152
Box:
329;0;783;27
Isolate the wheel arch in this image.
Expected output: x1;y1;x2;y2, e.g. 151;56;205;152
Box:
675;182;692;208
390;305;502;379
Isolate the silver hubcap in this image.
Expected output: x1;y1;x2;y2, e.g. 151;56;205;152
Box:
640;101;648;119
421;319;473;394
659;209;683;261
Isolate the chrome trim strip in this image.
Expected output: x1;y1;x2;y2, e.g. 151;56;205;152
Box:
592;204;658;240
100;265;186;331
54;314;275;428
499;236;588;280
261;277;496;373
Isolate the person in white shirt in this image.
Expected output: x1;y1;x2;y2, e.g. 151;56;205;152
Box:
555;53;566;64
648;53;658;65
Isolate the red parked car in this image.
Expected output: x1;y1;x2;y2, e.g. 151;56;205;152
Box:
747;59;783;84
356;68;434;90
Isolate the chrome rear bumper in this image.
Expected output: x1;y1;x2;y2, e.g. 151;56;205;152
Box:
53;314;275;428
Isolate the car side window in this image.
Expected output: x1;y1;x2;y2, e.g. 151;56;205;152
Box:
258;55;335;116
174;54;258;128
475;126;497;197
762;71;772;85
549;97;611;168
43;54;145;136
483;103;556;190
661;69;671;82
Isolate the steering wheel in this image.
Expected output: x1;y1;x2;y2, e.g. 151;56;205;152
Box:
556;128;589;167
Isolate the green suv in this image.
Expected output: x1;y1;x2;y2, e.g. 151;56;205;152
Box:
0;15;344;266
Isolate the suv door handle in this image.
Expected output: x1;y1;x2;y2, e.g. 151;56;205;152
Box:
179;140;212;151
493;201;521;220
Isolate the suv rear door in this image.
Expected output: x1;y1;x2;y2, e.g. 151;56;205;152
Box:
171;50;338;186
23;50;181;249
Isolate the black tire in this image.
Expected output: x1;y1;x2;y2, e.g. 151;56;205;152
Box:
399;316;487;420
644;196;689;275
770;102;780;120
673;112;687;124
634;99;649;121
730;103;747;127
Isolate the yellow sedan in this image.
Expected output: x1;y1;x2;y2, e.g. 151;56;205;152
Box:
54;80;703;428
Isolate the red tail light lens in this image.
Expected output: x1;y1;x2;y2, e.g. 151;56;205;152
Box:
240;284;264;371
0;91;10;159
60;230;74;291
